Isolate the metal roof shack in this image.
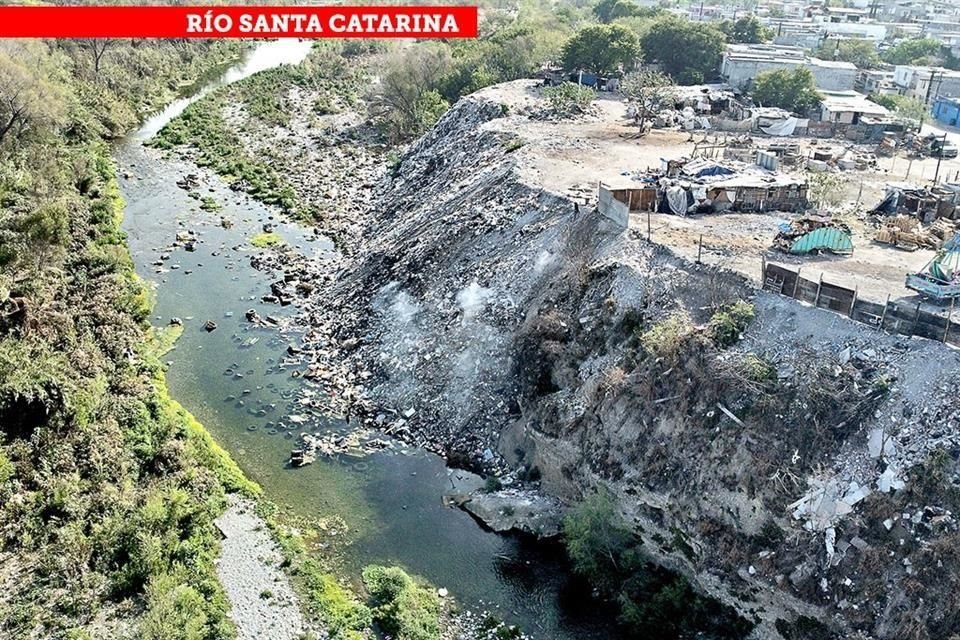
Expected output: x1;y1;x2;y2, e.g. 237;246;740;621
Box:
819;91;891;124
658;157;808;214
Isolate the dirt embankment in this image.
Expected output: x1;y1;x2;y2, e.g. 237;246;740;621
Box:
248;84;960;639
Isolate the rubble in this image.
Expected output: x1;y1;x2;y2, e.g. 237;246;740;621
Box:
773;215;853;255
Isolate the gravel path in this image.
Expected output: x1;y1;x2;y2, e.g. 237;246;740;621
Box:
215;496;306;640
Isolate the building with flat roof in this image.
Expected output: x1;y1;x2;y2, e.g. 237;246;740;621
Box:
933;96;960;127
721;44;857;92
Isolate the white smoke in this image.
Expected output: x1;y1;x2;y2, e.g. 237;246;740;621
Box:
456;281;494;323
534;250;555;273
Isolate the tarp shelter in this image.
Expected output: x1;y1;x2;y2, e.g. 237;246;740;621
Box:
789;227;854;254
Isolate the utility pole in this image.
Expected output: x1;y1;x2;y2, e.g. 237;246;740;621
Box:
934;132;948;183
918;69;944;133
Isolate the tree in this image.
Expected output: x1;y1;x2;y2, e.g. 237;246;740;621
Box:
815;38;881;69
0;45;65;146
370;44;452;141
620;69;677;130
719;15;772;44
594;0;661;23
561;24;641;75
640;16;726;84
807;172;846;209
81;39;115;77
869;93;924;129
882;38;944;66
752;67;821;113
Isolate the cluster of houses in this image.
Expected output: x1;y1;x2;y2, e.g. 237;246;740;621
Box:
702;0;960;129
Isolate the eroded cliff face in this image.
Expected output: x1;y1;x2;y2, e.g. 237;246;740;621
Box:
290;89;960;639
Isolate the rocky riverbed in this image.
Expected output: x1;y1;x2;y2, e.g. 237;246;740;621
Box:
215;497;309;640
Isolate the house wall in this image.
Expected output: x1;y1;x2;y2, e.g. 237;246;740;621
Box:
722;57;803;89
722;57;855;91
933;100;960;127
597;185;629;230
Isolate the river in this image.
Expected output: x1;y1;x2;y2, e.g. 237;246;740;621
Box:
117;39;620;640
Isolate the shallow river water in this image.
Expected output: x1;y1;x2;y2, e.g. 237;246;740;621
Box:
117;40;620;640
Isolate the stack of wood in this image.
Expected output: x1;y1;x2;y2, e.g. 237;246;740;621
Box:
874;215;958;251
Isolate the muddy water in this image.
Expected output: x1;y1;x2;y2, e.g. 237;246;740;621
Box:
117;40;619;640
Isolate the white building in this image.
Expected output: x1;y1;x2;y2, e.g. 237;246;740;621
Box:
893;65;960;102
721;44;857;92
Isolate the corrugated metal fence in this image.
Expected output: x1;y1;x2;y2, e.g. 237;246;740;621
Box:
762;260;960;347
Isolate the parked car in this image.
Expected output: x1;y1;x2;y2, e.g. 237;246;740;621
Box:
938;142;959;159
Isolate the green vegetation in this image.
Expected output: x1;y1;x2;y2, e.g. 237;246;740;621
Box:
640;16;726;85
752;67;821;113
640;313;691;362
807;171;847;208
544;82;597;114
814;38;881;70
149;89;304;218
250;231;284;248
563;489;752;638
593;0;663;24
718;15;772;44
868;93;925;128
620;69;677;130
254;501;371;639
151;43;369;220
199;196;221;212
560;24;641;75
362;565;442;640
0;38;265;640
709;300;755;348
882;37;945;66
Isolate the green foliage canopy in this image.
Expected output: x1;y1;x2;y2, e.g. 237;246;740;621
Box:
752;67;821;113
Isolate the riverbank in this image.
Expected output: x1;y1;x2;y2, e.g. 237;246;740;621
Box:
143;41;631;640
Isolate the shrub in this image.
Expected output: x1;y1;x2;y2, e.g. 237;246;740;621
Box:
544;82;596;115
362;565;441;640
709;301;755;348
640;313;691;361
740;353;775;383
563;488;636;588
140;572;209;640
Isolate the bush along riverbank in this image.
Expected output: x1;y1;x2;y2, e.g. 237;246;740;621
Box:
0;39;258;638
147;42;374;226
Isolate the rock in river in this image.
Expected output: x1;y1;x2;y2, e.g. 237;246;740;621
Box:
461;489;563;539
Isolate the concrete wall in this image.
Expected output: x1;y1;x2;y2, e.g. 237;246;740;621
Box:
723;57;855;91
809;61;858;92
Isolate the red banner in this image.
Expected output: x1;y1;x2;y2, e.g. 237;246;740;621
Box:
0;5;478;38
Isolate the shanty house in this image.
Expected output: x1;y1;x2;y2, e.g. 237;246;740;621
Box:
661;158;808;214
818;90;891;124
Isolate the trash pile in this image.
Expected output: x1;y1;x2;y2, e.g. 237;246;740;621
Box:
290;428;393;466
805;145;879;172
872;183;960;223
773;215;853;255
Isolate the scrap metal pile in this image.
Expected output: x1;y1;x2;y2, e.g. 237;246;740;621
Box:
774;215;854;255
906;234;960;301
